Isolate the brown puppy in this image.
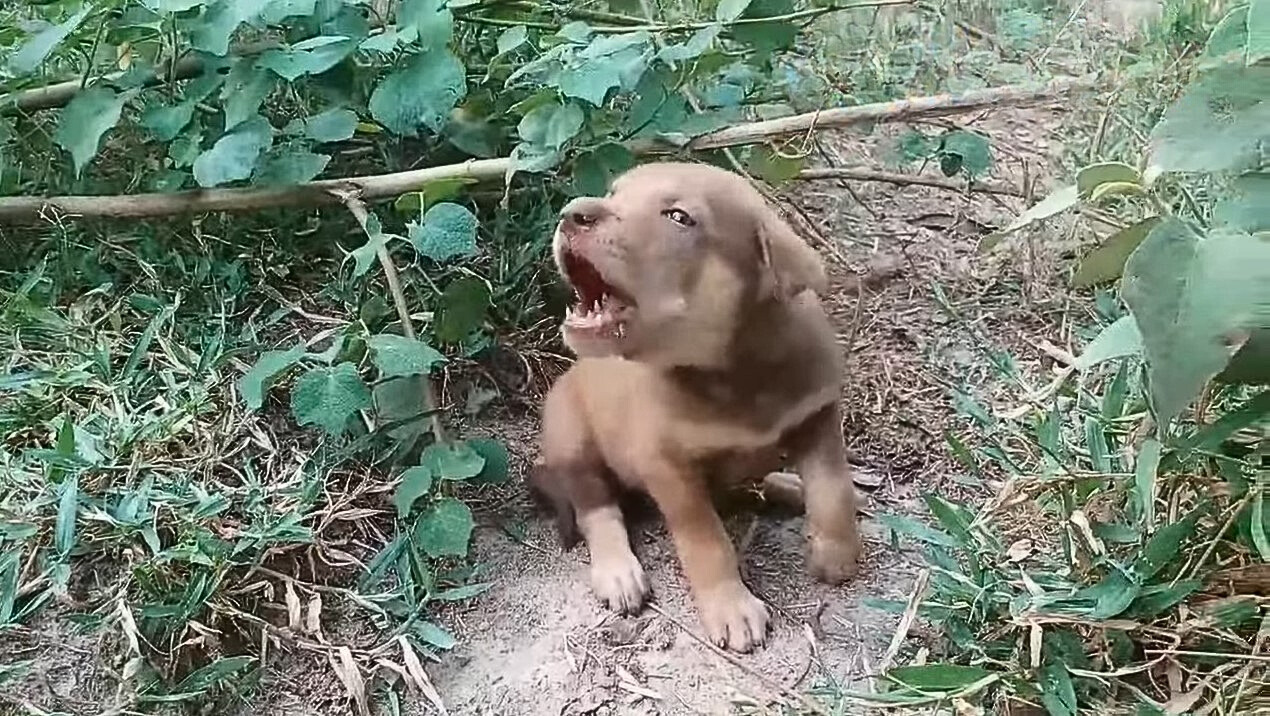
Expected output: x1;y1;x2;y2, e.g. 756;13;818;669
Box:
530;162;861;652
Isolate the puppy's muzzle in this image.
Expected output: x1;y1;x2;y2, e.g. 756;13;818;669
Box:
558;197;609;240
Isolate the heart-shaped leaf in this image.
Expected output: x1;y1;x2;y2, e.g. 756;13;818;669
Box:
290;362;372;436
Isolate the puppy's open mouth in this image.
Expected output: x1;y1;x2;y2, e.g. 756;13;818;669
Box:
562;250;634;338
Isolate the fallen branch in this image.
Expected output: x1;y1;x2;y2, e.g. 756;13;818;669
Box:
0;76;1095;223
795;166;1024;196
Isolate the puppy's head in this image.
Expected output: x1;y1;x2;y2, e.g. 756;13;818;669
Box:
552;161;825;367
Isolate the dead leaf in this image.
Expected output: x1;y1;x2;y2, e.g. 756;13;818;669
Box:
1006;539;1034;563
399;635;448;715
284;580;302;632
306;592;324;639
330;646;369;716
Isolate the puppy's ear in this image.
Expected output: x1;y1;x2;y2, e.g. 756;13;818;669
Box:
756;206;828;299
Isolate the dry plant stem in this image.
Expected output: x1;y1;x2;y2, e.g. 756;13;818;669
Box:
877;569;930;676
644;603;832;716
334;188;448;445
0;76;1096;223
795;167;1024;196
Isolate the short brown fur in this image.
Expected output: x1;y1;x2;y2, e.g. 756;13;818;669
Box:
531;162;861;652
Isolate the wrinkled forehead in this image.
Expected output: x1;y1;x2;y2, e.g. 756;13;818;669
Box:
608;164;746;213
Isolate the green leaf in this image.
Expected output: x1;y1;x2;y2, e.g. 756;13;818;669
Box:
433;276;490;343
1248;0;1270;64
258;36;356;81
496;24;528;54
367;334;446;378
1084;567;1140;619
394;466;433;519
979;185;1078;251
301;108;359;142
468;437;510;484
1127;580;1202;619
414;497;473;557
174;655;256;694
1175;389;1270;458
1136;510;1199;579
193;115;273;187
570;143;635;196
1133;438;1161;526
348;213;402;278
394;177;476;214
878;513;959;547
747;146;804;184
260;0;317;23
517;100;585;150
1073;216;1161;287
940;130;992;178
421;442;485;481
431;582;492;601
716;0;753;22
289;362;372;436
372;375;431;442
221;59;275;130
141;102;197;142
1201;5;1250;67
399;0;454;50
253;149;329;184
1253;488;1270;561
191;0;269;56
369;49;467;136
55;474;79;556
239;344;305;410
408;202;479;263
1147;65;1270;176
1073;316;1143;370
168;131;203;168
657;24;721;63
8;4;94;75
412;620;458;649
923;494;974;546
55;87;130;177
885;664;995;693
730;0;797;54
1076;161;1141;198
1038;662;1077;716
1214;172;1270;233
1121;220;1270;422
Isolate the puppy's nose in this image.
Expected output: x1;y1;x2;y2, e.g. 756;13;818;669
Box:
559;197;607;231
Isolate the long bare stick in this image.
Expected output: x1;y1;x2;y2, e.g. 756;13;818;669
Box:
0;76;1095;223
795;167;1024;196
331;187;448;445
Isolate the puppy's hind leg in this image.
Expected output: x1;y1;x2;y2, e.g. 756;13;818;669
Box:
795;404;862;584
535;379;650;614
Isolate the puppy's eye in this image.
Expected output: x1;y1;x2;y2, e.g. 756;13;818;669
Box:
663;208;695;227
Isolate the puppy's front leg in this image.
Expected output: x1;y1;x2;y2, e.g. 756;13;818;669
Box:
577;501;649;614
797;404;862;583
645;468;769;652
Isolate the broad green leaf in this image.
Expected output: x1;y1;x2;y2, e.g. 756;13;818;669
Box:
253;150;329;184
1136;510;1199;578
301;108;359;142
1073;316;1143;370
258;36;356;81
747;146;804;184
717;0;753;22
260;0;317;23
558;59;624;106
979;185;1078;251
1073;216;1161;287
570;143;635;196
940;130;992;178
1175;389;1270;459
1213;172;1270;232
1084;568;1140;619
923;494;974;546
496;24;528;54
658;24;721;63
468;437;510;484
1133;438;1161;526
421;442;485;481
0;549;19;624
289;362;372;436
8;4;94;75
408;202;479;263
55;474;79;556
193;115;273;187
1038;662;1077;716
412;620;457;649
1127;580;1202;619
141;102;196;142
1249;0;1270;64
174;655;256;693
731;0;797;54
372;375;431;442
885;664;995;693
367;334;446;378
1147;65;1270;176
394;177;476;213
348;213;402;278
1200;5;1249;67
414;497;473;557
1121;220;1270;422
55;87;130;177
369;49;466;136
878;513;959;547
399;0;454;50
192;0;270;56
517;100;585;150
239;344;305;410
1076;161;1141;198
394;466;433;519
169;131;203;168
431;582;492;601
360;26;401;53
433;276;490;343
221;59;275;130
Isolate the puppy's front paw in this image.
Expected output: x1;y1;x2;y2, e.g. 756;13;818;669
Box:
590;551;650;614
696;582;769;652
807;531;861;584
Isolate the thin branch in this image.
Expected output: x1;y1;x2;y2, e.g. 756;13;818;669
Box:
332;188;448;445
795;166;1024;196
0;76;1097;223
